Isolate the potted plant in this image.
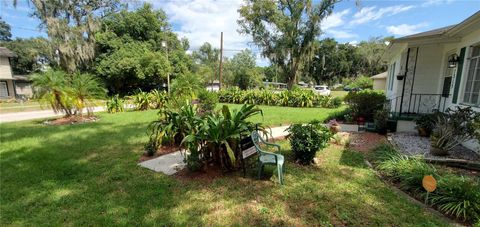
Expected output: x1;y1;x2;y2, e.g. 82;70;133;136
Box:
430;107;480;156
414;113;437;137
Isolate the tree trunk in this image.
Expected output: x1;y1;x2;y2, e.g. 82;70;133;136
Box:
286;71;297;90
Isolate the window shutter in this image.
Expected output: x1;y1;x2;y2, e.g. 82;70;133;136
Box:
452;47;466;104
442;77;452;97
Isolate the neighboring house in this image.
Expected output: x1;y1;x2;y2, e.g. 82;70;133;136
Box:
371;72;387;90
383;11;480;150
0;47;34;99
206;80;220;92
0;47;17;99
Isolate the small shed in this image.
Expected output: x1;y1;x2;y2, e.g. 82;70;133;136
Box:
371;72;387;90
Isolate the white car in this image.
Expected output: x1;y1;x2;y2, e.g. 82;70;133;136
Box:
313;85;331;96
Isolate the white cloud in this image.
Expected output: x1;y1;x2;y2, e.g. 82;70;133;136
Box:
347;40;358;46
148;0;248;52
327;29;357;39
422;0;455;7
350;5;415;25
145;0;271;65
386;23;428;36
322;9;350;30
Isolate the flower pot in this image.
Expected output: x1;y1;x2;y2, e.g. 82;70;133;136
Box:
417;128;429;137
430;145;449;156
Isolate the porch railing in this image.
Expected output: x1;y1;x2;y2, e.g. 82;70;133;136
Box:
386;93;450;116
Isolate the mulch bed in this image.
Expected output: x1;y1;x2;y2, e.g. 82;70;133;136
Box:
43;115;99;125
348;132;387;152
138;145;181;162
174;164;225;183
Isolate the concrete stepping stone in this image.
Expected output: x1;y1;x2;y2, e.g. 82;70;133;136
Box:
138;151;186;175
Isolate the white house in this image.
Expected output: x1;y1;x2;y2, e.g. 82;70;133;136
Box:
383;11;480;150
371;72;387;90
0;47;17;99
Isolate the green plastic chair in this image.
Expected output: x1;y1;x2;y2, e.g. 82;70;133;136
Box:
251;131;285;185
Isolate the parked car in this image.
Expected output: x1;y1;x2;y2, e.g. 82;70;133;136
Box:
313;85;331;96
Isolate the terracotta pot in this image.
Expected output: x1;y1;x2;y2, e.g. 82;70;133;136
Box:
430;145;449;156
417;128;429;137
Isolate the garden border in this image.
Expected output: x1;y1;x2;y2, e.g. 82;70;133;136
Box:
364;159;463;226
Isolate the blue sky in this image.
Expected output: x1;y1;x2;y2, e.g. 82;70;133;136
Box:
1;0;479;65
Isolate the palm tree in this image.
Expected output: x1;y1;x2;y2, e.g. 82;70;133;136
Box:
68;73;106;116
31;70;73;116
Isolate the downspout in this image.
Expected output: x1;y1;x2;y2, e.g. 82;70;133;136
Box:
399;48;411;116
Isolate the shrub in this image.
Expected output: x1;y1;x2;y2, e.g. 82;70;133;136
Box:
198;90;218;115
106;94;124;113
431;106;480;153
347;76;373;89
344;90;386;120
148;103;264;171
374;109;388;134
430;175;480;221
287;120;332;164
218;88;340;108
131;90;151;111
372;145;480;223
414;113;438;137
149;90;168;109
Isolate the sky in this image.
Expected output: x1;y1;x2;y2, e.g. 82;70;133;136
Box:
1;0;479;66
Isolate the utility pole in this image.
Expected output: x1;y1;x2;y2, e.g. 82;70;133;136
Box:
161;41;170;94
219;32;223;90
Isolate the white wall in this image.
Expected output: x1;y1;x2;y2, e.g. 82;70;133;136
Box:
0;57;13;80
443;28;480;113
373;78;386;90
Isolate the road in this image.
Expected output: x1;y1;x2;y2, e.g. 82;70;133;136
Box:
0;107;106;123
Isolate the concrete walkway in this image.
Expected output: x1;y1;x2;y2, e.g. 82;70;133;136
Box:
139;125;291;175
0;107;106;123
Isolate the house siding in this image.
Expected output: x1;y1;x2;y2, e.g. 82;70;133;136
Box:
0;56;13;80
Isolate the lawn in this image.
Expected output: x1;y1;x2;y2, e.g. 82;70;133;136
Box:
0;108;447;226
222;104;345;126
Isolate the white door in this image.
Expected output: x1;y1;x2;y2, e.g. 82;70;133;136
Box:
0;81;8;98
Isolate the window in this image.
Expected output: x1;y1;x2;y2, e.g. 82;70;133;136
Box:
0;82;8;97
463;45;480;106
388;62;396;90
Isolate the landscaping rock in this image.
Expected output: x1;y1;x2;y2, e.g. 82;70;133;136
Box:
391;133;480;161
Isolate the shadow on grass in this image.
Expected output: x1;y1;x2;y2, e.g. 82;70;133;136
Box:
0;113;447;226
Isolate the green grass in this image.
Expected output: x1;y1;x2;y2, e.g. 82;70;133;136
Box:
223;104;345;126
0;109;449;226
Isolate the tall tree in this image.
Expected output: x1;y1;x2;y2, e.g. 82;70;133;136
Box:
238;0;337;89
308;39;361;85
0;17;12;41
95;3;191;94
17;0;122;73
229;49;262;89
357;37;392;76
192;42;220;83
1;37;55;74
